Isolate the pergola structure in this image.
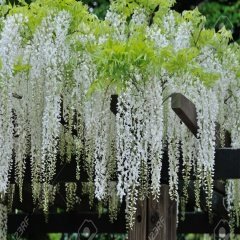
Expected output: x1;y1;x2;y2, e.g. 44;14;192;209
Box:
7;92;240;239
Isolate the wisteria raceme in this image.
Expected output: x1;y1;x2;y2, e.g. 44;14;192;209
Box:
41;11;71;185
105;9;126;41
194;84;218;212
94;93;115;200
27;20;47;200
173;22;192;51
198;46;222;74
65;182;77;211
145;78;164;199
0;14;25;194
146;24;168;48
72;53;97;180
167;104;181;201
116;78;164;225
163;11;176;39
125;185;138;229
130;8;148;27
37;12;71;214
0;203;7;240
108;181;119;222
13;72;29;202
226;87;240;148
180;125;196;214
116;86;142;201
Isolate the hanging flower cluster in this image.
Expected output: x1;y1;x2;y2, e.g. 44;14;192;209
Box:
65;182;77;211
0;0;239;237
0;14;26;195
0;203;7;239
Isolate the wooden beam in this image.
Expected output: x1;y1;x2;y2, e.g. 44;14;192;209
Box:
171;93;198;137
11;180;227;223
171;92;231;147
177;212;230;234
215;148;240;179
178;212;212;233
110;95;118;115
8;147;240;203
178;181;228;221
8;211;236;234
22;148;240;183
111;93;199;137
8;212;126;235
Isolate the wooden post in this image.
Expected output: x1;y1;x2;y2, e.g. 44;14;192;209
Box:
148;185;177;240
128;199;147;240
128;185;177;240
168;199;177;240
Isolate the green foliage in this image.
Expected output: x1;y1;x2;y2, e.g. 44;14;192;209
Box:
161;47;199;73
182;8;206;27
7;0;98;37
0;0;238;91
111;0;176;17
49;233;62;240
91;37;158;93
13;56;31;75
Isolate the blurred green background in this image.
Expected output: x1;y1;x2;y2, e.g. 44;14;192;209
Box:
80;0;240;41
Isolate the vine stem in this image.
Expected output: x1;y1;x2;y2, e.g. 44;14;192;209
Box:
163;93;173;104
12;93;23;99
